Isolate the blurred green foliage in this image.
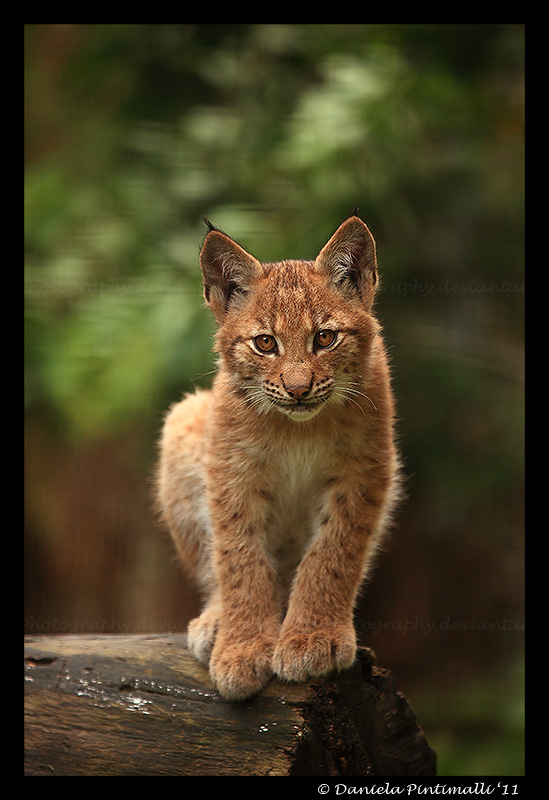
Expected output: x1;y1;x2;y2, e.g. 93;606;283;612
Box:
25;25;524;775
25;24;524;440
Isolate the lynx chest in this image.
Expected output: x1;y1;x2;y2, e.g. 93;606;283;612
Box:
267;437;337;583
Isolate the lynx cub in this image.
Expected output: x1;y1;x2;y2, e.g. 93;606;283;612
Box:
157;214;399;700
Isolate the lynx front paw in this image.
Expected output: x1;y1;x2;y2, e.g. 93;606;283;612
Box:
187;608;220;665
209;636;276;701
272;625;357;683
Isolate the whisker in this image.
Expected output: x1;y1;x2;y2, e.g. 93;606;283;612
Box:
340;382;378;412
343;393;367;418
191;368;217;384
243;387;274;416
225;386;263;421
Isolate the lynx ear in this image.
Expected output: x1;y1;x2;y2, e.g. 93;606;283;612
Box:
315;216;378;309
200;228;263;322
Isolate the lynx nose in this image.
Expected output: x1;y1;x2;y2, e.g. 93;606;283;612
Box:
281;372;314;400
286;384;310;400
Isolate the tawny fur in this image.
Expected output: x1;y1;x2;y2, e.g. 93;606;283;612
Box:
157;215;400;700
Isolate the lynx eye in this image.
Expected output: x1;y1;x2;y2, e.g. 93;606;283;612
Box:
314;329;337;349
254;334;277;354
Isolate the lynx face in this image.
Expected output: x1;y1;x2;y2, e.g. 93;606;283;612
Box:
218;260;375;422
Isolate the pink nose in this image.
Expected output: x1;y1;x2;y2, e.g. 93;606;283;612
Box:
285;384;311;400
282;370;314;400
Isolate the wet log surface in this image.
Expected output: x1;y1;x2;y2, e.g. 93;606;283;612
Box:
24;633;436;776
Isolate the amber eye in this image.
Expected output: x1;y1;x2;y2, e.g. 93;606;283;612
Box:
254;334;277;354
314;330;337;349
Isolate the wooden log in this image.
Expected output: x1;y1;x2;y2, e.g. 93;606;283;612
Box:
24;633;436;777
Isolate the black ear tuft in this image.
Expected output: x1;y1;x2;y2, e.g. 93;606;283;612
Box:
350;206;360;219
204;218;219;232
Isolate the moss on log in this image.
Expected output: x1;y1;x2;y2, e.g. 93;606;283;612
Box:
24;633;436;776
